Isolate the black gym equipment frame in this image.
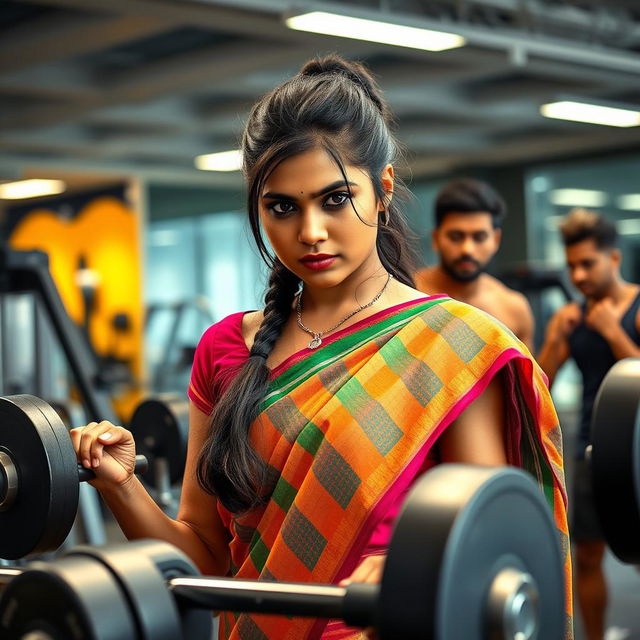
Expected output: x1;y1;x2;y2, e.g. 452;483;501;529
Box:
0;248;116;424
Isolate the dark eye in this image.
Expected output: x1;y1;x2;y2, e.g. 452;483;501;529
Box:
324;192;350;208
473;232;489;242
269;201;296;216
448;231;463;242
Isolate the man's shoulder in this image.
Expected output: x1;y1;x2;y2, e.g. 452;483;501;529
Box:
414;266;436;280
414;267;437;291
483;275;531;311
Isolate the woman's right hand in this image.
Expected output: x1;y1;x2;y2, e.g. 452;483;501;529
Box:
70;421;138;488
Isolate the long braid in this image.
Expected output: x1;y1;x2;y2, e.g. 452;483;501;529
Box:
197;261;299;513
250;261;299;360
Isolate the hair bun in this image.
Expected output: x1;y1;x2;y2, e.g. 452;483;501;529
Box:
299;56;350;77
299;55;389;121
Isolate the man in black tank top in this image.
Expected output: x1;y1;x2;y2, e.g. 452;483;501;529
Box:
538;209;640;640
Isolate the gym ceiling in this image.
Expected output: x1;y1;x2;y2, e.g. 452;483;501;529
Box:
1;0;640;188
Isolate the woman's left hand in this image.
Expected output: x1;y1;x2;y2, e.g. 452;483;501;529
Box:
339;554;386;639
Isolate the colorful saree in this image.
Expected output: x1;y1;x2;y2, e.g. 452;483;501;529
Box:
215;296;573;640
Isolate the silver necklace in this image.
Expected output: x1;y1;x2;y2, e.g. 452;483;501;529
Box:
296;273;393;349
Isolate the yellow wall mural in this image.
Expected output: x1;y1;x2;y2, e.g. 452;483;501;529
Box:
9;191;144;420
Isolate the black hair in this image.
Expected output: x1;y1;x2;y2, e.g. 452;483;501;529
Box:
434;178;506;228
197;54;420;513
559;208;618;250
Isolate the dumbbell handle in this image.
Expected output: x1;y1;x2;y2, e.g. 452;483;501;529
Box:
77;455;148;482
1;454;148;512
1;453;148;492
169;576;377;627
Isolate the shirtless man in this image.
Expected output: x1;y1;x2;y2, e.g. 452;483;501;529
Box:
538;209;640;640
414;178;534;351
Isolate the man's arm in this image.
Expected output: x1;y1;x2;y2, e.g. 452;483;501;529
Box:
537;304;580;387
513;293;535;353
586;300;640;361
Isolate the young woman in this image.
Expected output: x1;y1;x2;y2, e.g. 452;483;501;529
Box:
72;55;572;639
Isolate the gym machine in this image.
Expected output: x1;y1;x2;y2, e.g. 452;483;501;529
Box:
145;297;214;392
0;248;129;551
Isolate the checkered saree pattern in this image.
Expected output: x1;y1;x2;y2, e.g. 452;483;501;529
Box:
218;297;572;640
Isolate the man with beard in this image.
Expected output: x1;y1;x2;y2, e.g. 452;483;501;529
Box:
414;178;534;351
538;209;640;640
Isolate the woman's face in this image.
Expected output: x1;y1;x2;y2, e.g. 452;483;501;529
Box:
259;147;393;289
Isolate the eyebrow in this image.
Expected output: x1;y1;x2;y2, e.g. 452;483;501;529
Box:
262;180;357;200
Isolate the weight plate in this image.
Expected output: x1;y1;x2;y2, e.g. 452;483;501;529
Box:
378;464;565;640
45;399;74;429
0;395;79;559
129;539;213;640
0;555;136;640
22;395;80;554
67;542;185;640
130;396;189;486
591;358;640;563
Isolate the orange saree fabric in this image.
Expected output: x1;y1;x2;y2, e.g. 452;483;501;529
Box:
215;297;572;639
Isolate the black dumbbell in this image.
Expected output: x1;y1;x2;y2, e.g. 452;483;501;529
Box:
0;394;147;559
0;464;566;639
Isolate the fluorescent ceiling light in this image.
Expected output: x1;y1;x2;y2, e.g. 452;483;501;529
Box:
618;219;640;236
549;188;608;207
195;150;242;172
285;11;465;52
0;179;66;200
616;194;640;211
540;100;640;127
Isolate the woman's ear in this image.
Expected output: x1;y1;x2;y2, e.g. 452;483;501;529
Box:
378;164;394;209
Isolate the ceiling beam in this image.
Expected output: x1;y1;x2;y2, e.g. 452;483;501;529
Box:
0;39;307;130
409;124;640;177
0;13;175;74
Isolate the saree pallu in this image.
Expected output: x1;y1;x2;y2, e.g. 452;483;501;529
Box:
216;296;573;640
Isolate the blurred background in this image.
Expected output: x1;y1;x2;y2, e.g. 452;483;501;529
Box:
0;2;639;636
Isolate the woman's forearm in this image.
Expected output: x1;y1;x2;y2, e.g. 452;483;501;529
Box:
97;475;228;575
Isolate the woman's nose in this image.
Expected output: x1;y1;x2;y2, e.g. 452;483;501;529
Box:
298;211;328;246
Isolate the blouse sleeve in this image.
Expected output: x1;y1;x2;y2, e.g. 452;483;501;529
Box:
188;322;220;415
187;311;250;415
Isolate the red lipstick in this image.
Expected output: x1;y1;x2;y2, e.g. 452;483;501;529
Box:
300;253;337;271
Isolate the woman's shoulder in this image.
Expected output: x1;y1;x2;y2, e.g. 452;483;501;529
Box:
199;310;257;353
